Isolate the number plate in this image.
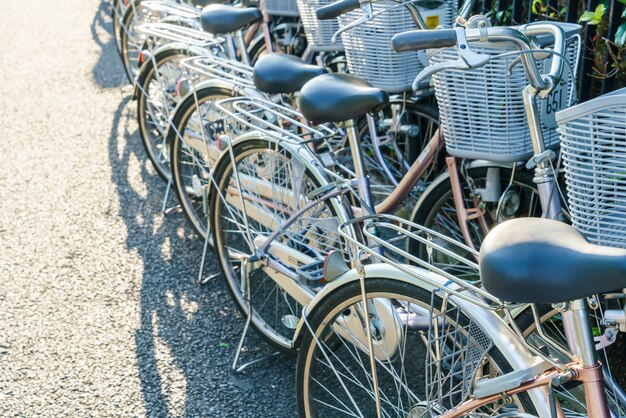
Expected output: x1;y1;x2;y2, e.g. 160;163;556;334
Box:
540;61;570;129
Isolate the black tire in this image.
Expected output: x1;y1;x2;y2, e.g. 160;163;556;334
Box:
136;45;196;181
119;0;149;83
296;277;537;417
209;138;350;351
111;0;125;55
410;166;538;279
247;17;308;64
168;85;235;240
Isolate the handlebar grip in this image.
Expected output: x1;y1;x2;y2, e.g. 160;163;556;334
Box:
316;0;360;20
391;29;457;52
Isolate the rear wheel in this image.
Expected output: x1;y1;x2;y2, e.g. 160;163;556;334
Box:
168;85;234;239
296;277;536;417
209;138;348;351
136;46;196;180
119;0;156;82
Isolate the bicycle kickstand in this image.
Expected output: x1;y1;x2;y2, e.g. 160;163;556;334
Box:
231;257;280;374
161;176;181;215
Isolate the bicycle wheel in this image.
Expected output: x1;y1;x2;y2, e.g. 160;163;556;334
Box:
136;45;196;181
296;277;536;417
247;16;308;64
112;0;129;54
168;85;234;239
119;0;155;82
516;305;626;417
410;166;538;279
364;100;440;215
209;137;349;351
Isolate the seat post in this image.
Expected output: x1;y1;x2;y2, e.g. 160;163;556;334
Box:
345;119;374;211
568;299;610;418
234;29;250;66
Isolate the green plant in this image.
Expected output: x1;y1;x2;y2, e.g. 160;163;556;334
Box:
578;0;626;91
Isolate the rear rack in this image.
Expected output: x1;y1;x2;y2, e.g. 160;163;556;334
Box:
136;23;224;48
180;55;254;88
337;214;504;310
215;96;336;144
140;0;202;19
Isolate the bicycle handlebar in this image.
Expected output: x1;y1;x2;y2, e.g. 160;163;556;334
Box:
316;0;360;20
391;23;566;94
391;28;457;52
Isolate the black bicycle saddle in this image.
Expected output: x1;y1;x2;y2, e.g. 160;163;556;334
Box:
200;5;262;34
298;73;389;124
253;54;327;95
480;218;626;304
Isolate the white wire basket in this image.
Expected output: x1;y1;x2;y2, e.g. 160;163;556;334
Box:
429;22;581;162
338;0;458;93
215;96;337;144
297;0;344;51
263;0;300;16
557;87;626;249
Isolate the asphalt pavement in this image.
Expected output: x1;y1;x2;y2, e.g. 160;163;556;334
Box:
0;1;296;416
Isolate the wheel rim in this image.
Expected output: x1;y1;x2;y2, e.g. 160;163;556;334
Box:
140;54;189;179
214;143;344;349
301;288;528;417
172;92;231;239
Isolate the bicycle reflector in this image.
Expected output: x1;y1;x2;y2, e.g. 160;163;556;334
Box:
323;250;349;282
176;79;191;97
138;50;148;64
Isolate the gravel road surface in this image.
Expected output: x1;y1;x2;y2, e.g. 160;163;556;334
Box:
0;1;296;416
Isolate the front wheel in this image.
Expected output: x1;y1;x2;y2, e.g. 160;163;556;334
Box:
296;277;536;417
410;165;539;279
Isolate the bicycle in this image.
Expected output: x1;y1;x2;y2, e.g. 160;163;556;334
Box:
293;20;626;417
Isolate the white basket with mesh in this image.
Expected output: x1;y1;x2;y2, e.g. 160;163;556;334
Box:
263;0;299;16
338;0;458;93
429;22;581;162
557;88;626;249
297;0;344;51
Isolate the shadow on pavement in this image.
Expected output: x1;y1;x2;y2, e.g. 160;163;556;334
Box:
96;2;297;417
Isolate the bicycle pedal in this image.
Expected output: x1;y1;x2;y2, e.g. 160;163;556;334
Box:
297;259;325;285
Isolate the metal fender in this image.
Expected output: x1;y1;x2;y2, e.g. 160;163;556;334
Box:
295;263;553;417
132;42;209;100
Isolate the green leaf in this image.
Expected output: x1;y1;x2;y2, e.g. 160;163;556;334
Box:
622;8;626;18
618;0;626;4
594;3;606;21
615;23;626;47
219;342;229;349
532;0;542;14
579;11;596;23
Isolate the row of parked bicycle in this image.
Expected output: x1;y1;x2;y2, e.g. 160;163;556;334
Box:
109;0;626;416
